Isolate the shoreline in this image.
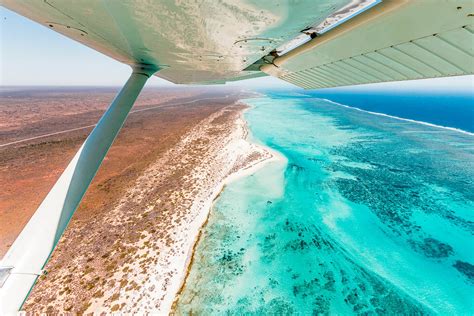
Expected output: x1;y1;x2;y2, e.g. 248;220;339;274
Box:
80;101;285;314
169;106;285;313
18;95;285;313
81;103;266;314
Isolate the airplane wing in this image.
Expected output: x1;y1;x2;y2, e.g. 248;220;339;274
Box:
259;0;474;89
1;0;354;84
3;0;473;88
1;1;473;313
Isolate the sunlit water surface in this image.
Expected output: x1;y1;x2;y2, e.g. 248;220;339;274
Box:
175;93;474;315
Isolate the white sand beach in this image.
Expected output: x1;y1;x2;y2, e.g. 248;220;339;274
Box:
23;100;282;313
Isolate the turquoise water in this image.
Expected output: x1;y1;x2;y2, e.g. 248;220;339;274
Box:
175;94;474;315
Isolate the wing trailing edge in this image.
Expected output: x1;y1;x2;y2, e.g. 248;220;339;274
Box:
258;0;474;89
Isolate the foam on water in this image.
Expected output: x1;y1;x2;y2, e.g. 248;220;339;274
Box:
322;98;474;136
175;94;474;314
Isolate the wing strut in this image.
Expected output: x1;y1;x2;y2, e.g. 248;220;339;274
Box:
0;64;158;314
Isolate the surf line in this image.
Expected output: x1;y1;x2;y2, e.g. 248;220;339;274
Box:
320;98;474;136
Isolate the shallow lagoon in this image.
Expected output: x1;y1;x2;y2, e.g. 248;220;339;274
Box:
176;93;474;314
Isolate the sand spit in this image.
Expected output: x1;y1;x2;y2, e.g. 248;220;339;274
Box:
24;102;274;314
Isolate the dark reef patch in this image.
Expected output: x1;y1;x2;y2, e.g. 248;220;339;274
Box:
409;238;454;259
453;261;474;282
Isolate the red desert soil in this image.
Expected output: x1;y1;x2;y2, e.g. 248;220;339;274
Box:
0;86;245;256
0;86;259;313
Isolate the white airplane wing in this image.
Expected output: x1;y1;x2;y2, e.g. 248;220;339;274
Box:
0;0;473;313
4;0;472;87
259;0;474;89
2;0;353;84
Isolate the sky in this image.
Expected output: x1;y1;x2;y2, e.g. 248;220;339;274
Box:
1;6;473;91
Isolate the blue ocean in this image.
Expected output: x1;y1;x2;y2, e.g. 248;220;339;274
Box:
175;91;474;314
306;89;474;133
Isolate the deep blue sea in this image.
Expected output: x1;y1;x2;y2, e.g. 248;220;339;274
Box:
176;91;474;314
306;90;474;133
